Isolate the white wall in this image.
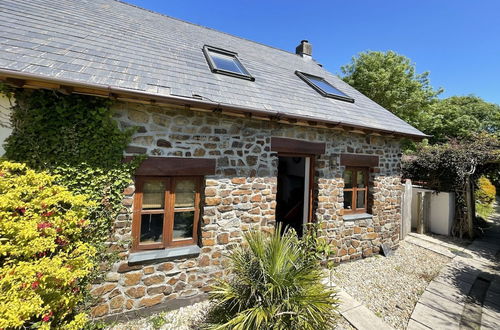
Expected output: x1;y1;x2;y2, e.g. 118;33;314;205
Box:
411;187;455;236
0;93;13;156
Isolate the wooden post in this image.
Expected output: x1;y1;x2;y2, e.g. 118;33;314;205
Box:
416;190;431;234
416;192;424;234
423;192;431;233
401;179;412;239
465;176;474;239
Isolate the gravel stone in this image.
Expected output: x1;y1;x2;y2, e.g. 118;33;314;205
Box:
108;301;210;330
108;300;353;329
331;241;450;329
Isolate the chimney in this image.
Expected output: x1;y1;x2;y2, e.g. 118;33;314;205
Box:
296;40;312;58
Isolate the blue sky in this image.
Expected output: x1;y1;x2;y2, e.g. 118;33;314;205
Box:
126;0;500;104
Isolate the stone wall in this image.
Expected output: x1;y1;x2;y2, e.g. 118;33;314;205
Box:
90;101;403;317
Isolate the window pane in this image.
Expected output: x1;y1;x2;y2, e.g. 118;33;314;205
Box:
356;190;366;209
142;181;165;209
357;171;366;188
140;213;163;244
344;170;353;188
210;52;244;74
175;179;196;208
307;76;348;97
173;211;194;240
343;191;353;210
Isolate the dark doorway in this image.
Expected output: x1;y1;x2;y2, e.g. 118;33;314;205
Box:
276;156;310;237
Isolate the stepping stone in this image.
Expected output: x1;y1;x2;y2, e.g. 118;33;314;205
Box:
410;303;460;330
407;319;431;330
426;280;471;303
337;290;362;313
342;304;394;330
418;290;465;321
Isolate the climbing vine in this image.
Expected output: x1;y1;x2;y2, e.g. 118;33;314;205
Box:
402;133;499;237
1;85;143;260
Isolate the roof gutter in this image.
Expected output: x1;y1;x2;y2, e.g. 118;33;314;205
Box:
0;69;428;140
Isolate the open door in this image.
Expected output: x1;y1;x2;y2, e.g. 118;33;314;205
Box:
276;156;312;237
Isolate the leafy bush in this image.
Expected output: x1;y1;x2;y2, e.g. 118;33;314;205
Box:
0;161;97;329
204;225;338;330
476;176;496;220
476;176;496;205
403;133;499;237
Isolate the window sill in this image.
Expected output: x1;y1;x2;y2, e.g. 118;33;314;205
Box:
343;213;373;221
128;245;201;265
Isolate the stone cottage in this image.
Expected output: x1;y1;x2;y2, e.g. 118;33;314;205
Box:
0;0;426;319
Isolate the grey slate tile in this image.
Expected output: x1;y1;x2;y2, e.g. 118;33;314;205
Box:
0;0;425;137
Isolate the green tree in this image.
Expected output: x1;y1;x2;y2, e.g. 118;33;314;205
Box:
341;51;442;129
423;96;500;143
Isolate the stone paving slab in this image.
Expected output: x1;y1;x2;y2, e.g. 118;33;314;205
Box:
407;201;500;330
407;233;468;252
406;319;431;330
481;306;500;330
418;290;465;320
336;290;362;313
323;280;395;330
425;280;470;303
342;304;394;330
405;236;456;258
434;262;478;285
410;302;460;330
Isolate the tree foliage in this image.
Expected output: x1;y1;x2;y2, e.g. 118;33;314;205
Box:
341;51;442;129
423;96;500;143
204;225;338;330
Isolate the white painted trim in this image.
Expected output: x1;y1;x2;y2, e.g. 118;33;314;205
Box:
303;157;310;224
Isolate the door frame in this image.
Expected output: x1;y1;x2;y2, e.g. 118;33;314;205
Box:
277;152;316;223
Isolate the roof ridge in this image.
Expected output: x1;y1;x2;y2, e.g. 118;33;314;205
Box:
113;0;302;58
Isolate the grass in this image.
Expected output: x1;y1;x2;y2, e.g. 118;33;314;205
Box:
149;313;167;329
476;202;494;220
418;271;437;282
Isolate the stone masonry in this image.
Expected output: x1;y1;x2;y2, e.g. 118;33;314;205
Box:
90;101;403;317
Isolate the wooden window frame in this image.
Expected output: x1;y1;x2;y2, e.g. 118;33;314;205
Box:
132;176;202;251
343;167;369;214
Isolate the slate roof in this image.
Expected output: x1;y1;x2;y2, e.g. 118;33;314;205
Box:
0;0;426;137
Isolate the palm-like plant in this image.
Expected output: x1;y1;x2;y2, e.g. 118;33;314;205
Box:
204;225;338;330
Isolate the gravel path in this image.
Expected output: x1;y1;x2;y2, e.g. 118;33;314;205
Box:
332;241;450;329
107;300;353;329
107;301;210;330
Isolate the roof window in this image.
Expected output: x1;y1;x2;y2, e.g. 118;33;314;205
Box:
203;45;254;81
296;71;354;103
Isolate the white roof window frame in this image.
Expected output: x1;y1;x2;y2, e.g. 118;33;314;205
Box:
203;45;255;81
295;71;354;103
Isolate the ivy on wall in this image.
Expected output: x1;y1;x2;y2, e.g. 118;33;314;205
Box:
1;85;142;251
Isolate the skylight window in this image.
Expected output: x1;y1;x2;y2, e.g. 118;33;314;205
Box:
203;45;254;81
296;71;354;103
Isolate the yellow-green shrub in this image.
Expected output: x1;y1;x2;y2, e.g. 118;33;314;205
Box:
0;161;97;329
476;176;496;205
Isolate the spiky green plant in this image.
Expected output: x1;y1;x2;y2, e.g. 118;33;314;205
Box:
204;225;338;330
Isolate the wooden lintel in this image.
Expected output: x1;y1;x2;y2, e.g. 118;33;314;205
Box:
340;153;379;167
57;85;74;95
271;137;326;155
4;77;25;87
124;156;216;176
